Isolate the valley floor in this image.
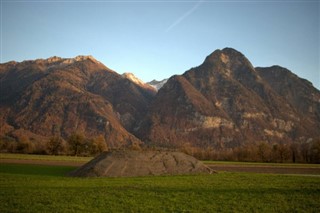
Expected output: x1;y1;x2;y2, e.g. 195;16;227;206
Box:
1;153;320;175
1;153;320;212
206;163;320;176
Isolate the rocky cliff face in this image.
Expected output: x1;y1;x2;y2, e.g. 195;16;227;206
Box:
136;48;320;148
0;56;155;147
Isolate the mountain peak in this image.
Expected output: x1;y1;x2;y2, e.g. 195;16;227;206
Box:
221;47;244;55
16;55;101;69
40;55;103;70
47;56;63;63
61;55;100;65
204;48;249;65
122;72;145;85
202;48;254;74
74;55;97;62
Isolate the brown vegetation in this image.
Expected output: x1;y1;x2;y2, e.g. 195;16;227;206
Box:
181;139;320;164
0;132;109;157
46;136;66;155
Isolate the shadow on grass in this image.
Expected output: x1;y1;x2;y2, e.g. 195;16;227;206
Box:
0;163;76;177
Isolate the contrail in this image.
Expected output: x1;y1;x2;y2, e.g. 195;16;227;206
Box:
165;0;203;33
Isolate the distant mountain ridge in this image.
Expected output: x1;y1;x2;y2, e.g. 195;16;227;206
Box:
1;49;319;153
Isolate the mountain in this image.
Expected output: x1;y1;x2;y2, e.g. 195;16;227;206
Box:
135;48;320;149
0;56;155;148
147;79;168;91
1;49;319;158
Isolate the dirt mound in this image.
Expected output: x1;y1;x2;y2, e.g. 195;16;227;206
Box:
70;150;213;177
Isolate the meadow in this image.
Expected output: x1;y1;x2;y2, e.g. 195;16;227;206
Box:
0;153;93;162
1;160;319;212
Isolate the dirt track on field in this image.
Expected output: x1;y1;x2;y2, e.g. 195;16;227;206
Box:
206;164;320;175
1;158;320;175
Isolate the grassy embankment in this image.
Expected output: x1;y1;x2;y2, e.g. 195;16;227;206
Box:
1;154;319;212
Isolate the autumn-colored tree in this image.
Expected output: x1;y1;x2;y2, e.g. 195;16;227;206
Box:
290;143;298;163
16;135;35;154
300;141;312;163
257;142;271;162
68;133;85;156
310;139;320;163
89;135;108;155
277;144;290;163
47;136;65;155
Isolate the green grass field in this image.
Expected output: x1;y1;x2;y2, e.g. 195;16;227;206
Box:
2;153;319;168
203;160;320;168
1;162;319;213
0;153;93;162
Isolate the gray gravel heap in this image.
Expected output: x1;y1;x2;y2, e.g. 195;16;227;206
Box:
70;150;213;177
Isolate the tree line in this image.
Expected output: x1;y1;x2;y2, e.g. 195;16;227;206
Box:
181;139;320;164
1;134;319;163
0;133;108;156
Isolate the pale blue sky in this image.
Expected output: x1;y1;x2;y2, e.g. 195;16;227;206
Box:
1;0;319;89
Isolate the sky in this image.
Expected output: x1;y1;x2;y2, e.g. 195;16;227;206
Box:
1;0;319;89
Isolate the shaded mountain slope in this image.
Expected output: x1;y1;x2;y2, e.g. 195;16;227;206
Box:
136;48;320;148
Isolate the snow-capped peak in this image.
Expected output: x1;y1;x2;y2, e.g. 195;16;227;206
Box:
147;79;168;91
